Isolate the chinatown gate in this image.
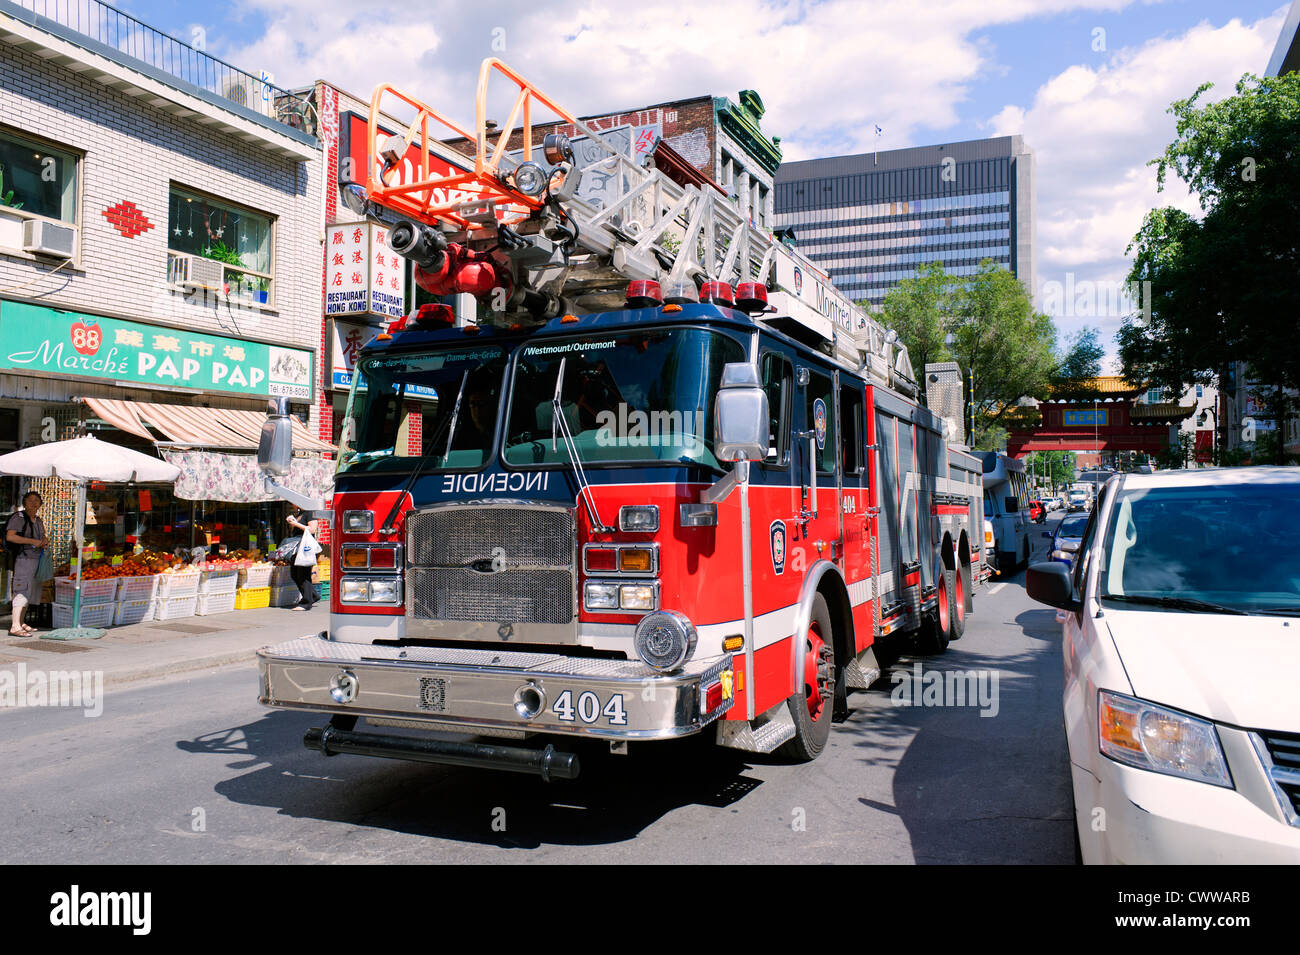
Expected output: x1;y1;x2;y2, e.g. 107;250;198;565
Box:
1006;377;1194;460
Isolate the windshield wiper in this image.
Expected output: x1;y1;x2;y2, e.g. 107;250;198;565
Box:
1101;594;1247;615
551;357;613;533
1253;606;1300;616
378;371;467;535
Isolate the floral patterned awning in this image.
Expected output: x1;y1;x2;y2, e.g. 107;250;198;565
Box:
161;450;334;503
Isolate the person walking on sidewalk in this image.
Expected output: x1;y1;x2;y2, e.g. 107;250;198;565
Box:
286;512;321;611
6;491;49;636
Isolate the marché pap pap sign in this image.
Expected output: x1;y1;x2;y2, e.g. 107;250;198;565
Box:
0;301;313;399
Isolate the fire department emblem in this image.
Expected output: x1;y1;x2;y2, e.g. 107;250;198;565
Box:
770;520;787;575
793;267;803;296
813;398;827;450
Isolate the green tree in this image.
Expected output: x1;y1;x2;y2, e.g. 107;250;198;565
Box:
949;262;1058;450
1053;326;1104;395
1025;450;1076;491
877;262;954;399
1120;71;1300;464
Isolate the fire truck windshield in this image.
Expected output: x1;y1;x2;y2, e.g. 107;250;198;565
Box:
337;346;507;474
502;327;745;469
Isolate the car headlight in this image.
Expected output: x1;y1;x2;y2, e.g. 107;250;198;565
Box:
1098;690;1231;787
1051;550;1073;561
619;584;656;610
584;582;620;610
368;579;400;603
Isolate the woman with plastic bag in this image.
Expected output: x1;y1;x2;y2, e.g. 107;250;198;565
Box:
286;512;321;611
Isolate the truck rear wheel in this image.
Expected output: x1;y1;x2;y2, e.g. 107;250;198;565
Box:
778;594;835;762
917;570;954;654
950;567;966;640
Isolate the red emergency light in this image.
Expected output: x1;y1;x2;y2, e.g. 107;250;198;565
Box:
414;303;455;327
700;281;735;308
626;280;663;309
735;282;769;313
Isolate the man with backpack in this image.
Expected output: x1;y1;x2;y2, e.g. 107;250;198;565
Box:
5;491;49;636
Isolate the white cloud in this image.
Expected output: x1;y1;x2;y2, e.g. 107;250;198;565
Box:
989;10;1286;365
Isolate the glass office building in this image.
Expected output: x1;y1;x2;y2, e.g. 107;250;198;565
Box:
773;136;1035;309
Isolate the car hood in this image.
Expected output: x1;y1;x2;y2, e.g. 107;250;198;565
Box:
1105;609;1300;731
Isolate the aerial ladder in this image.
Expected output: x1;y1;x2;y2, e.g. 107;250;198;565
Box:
345;58;918;397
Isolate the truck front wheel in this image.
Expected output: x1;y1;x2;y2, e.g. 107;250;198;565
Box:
778;593;835;762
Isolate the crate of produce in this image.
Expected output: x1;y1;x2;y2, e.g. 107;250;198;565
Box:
53;576;118;606
199;568;240;596
234;586;270;610
116;574;159;601
271;583;301;608
238;563;273;589
114;598;156;626
316;559;331;582
154;593;198;621
53;601;116;629
196;591;237;615
156;571;200;599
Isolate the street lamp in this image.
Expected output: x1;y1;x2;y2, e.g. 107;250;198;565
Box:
1197;407;1218;466
1094;398;1099;466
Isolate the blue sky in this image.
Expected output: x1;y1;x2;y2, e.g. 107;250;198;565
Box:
109;0;1292;365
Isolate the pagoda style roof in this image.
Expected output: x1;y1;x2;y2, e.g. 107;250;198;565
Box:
1130;402;1197;421
1046;376;1145;402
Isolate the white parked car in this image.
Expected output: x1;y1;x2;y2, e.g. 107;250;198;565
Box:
1027;467;1300;864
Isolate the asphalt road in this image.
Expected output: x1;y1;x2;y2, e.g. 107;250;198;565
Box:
0;517;1072;864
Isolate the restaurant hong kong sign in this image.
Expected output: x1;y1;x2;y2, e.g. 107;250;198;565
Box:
0;301;313;398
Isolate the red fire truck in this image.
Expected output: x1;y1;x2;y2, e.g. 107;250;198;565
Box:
256;60;987;779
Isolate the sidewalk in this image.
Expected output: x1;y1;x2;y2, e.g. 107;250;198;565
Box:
0;602;327;691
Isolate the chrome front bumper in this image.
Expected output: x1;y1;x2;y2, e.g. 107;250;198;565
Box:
258;636;734;740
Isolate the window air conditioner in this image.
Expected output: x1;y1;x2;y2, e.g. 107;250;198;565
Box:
174;254;226;290
22;219;76;258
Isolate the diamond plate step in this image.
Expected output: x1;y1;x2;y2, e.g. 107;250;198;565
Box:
716;705;797;753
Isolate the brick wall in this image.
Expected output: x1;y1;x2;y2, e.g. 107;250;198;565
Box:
0;43;323;367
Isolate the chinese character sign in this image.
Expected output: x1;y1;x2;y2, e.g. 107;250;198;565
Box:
325;222;406;318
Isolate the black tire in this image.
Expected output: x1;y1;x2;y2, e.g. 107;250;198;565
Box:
917;569;953;654
949;566;966;641
778;593;835;762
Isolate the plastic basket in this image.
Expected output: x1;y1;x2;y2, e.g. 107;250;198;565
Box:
116;574;159;601
200;568;240;596
154;594;198;621
156;571;200;599
53;601;116;629
53;576;118;606
196;591;237;615
316;560;331;582
317;581;331;600
234;586;271;610
269;565;294;587
239;565;273;589
114;598;156;626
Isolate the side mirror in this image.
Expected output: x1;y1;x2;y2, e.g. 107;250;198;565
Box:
258;397;294;476
1060;540;1079;553
714;363;769;463
1026;561;1081;612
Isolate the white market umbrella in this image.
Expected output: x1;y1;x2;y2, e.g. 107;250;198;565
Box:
0;436;181;635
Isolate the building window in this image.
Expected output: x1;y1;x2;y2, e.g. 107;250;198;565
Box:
0;128;78;223
1195;384;1203;398
167;186;273;304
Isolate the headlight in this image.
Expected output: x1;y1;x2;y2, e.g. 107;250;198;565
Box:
584;582;620;610
511;161;549;197
634;610;697;672
1098;690;1231;787
343;510;373;533
368;579;400;603
619;505;659;533
1051;549;1073;561
340;578;369;602
619;584;655;610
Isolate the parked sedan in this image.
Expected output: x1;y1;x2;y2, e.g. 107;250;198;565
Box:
1043;513;1090;571
1027;467;1300;864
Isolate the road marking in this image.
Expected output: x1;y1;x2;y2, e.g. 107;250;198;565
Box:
987;582;1007;596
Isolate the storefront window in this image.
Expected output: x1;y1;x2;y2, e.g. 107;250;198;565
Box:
0;128;78;222
167;186;273;303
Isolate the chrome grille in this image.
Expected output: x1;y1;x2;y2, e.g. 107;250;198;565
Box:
407;506;574;568
406;505;574;625
1260;730;1300;821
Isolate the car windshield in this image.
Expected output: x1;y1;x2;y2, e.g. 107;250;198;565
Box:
1057;515;1090;538
1098;479;1300;615
337;345;508;474
502;326;744;469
